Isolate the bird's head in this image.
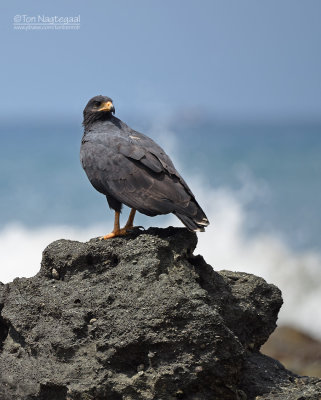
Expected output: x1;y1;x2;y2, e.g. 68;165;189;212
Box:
83;95;115;128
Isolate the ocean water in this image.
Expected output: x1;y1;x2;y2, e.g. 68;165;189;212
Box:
1;116;321;338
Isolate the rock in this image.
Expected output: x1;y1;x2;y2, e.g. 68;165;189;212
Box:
0;226;320;400
240;352;321;400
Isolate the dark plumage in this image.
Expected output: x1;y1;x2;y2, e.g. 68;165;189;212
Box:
80;95;209;238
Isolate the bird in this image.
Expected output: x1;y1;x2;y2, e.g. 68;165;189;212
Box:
80;95;209;239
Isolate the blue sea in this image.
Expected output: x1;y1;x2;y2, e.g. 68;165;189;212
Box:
1;115;321;338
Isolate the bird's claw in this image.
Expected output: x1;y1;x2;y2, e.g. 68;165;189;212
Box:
99;225;145;240
126;225;145;233
99;228;127;240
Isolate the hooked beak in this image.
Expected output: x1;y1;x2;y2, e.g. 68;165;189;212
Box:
97;101;115;114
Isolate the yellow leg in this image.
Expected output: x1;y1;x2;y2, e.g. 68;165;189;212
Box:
124;208;136;229
100;209;136;240
100;211;122;240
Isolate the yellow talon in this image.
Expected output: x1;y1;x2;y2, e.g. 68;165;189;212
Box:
100;208;137;240
100;228;129;240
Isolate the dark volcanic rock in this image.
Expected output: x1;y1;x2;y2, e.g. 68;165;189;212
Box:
0;227;320;400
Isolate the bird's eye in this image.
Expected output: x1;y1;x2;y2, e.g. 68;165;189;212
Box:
94;101;101;107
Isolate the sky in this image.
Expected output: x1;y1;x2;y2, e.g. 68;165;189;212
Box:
0;0;321;121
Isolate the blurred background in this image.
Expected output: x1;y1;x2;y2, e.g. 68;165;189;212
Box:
1;0;321;376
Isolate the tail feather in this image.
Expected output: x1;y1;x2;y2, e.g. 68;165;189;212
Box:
174;206;210;232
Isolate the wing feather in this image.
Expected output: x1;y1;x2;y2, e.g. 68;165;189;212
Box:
81;122;208;224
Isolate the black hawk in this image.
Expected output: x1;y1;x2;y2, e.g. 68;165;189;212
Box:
80;95;209;239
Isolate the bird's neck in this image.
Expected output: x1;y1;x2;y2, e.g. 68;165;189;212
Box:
82;112;113;130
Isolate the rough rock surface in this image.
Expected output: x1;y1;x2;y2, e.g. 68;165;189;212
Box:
0;227;320;400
